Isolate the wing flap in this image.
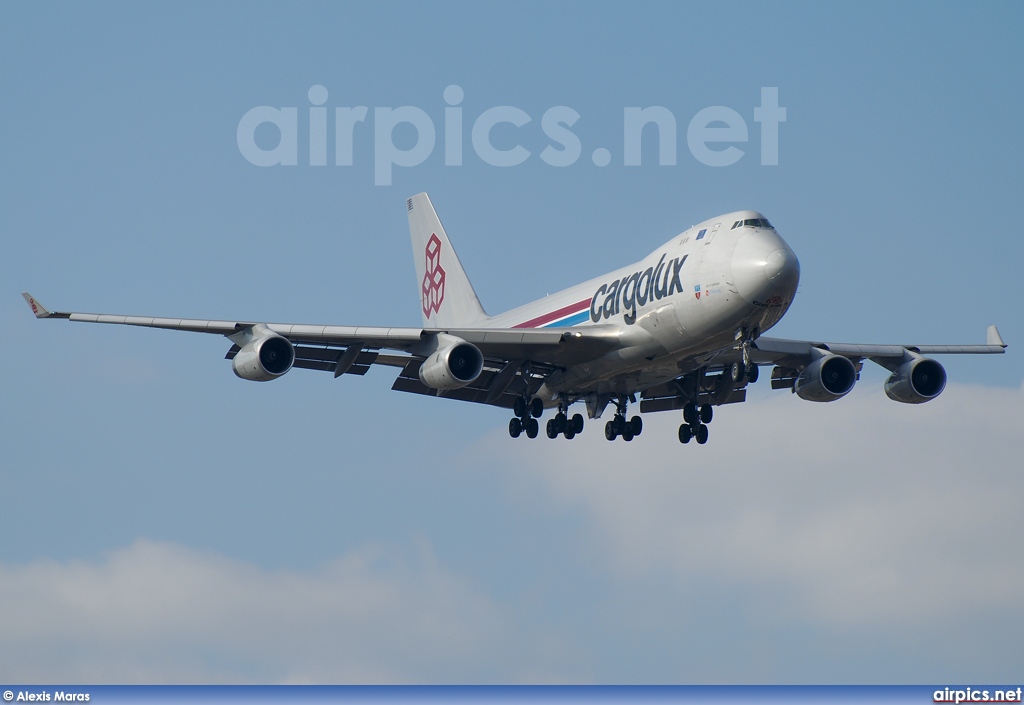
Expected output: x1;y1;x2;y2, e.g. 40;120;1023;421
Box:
390;376;519;409
640;388;746;413
389;357;556;409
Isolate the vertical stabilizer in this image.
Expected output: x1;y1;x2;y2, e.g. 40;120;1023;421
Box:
407;193;489;327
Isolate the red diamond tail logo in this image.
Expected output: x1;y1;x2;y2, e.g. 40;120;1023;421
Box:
421;234;446;318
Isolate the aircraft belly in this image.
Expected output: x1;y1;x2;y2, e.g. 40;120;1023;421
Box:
544;294;758;399
544;331;735;398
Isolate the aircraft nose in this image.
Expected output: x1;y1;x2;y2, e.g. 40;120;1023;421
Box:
764;247;796;281
731;229;800;305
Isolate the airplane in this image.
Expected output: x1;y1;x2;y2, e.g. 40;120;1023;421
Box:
23;192;1007;445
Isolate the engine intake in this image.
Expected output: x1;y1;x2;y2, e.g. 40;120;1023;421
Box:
794;353;857;402
885;357;946;404
232;332;294;381
418;339;483;390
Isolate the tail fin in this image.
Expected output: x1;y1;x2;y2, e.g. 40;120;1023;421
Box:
407;193;489;327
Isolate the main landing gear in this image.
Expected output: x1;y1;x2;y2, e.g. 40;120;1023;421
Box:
508;396;542;439
678;402;713;445
546;409;584;440
604;397;643;442
509;397;584;440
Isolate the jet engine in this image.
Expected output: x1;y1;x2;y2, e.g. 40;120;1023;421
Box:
418;339;484;390
794;352;857;402
884;357;946;404
232;331;295;381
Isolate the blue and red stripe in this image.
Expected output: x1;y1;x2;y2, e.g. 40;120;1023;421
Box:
513;298;591;329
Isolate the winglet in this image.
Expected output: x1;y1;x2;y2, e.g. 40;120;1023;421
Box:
986;325;1006;348
22;292;54;318
21;292;71;319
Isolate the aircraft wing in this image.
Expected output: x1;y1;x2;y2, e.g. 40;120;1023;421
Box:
735;327;1005;392
638;326;1006;412
750;327;1007;364
22;293;621;409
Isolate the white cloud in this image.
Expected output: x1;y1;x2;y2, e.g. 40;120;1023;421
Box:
487;383;1024;631
0;539;508;683
3;383;1020;683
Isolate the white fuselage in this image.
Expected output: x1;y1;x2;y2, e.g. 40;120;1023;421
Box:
487;210;801;398
25;192;1003;434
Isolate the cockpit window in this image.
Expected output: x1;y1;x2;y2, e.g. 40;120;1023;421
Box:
732;218;774;230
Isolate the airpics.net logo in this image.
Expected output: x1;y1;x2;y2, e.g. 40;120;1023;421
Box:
236;85;786;186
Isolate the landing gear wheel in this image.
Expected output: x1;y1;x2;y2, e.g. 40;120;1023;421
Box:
683;403;698;426
629;415;643;436
728;361;746;385
622;428;634;442
525;418;539;439
700;404;714;424
546;419;559;439
746;363;759;384
530;397;544;418
513;397;527;418
571;413;584;434
678;424;692;444
605;420;617;441
563;427;576;440
509;418;523;438
695;424;709;444
554;412;567;433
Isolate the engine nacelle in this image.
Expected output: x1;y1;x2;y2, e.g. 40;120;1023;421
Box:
232;332;294;381
794;353;857;402
418;339;483;390
885;357;946;404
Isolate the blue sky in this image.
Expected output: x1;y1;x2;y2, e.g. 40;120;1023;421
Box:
1;1;1022;683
